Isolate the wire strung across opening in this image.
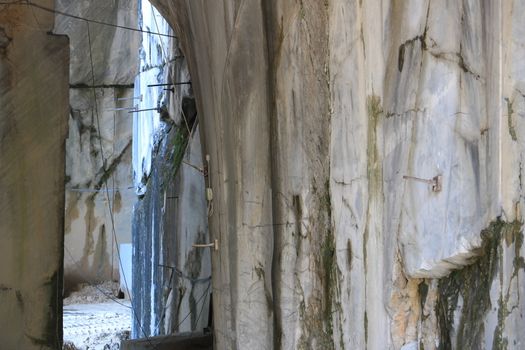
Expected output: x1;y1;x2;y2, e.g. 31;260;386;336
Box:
85;19;156;346
0;0;212;344
0;0;177;38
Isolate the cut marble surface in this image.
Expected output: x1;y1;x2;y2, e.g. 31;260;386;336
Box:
0;2;69;348
148;0;525;349
53;0;140;85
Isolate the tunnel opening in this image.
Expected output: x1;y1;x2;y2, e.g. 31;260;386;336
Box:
52;1;212;348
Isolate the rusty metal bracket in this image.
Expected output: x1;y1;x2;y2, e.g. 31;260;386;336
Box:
403;175;442;192
181;160;205;175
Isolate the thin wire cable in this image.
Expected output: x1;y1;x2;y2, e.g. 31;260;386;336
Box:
152;268;174;335
150;6;170;65
150;3;192;134
193;283;210;331
111;110;116;281
27;0;42;30
86;19;153;346
175;282;211;331
181;160;205;175
51;4;207;345
66;187;134;193
152;281;211;350
1;0;206;343
88;7;209;349
177;281;211;331
0;0;23;12
0;0;176;38
158;264;212;284
180;106;192;135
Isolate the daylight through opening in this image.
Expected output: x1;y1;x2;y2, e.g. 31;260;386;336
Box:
56;1;211;348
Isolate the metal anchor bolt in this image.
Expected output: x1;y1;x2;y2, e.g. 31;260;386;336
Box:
403;175;442;192
192;239;219;251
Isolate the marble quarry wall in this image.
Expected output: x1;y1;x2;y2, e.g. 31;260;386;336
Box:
149;0;525;349
130;3;211;337
53;0;140;291
2;0;525;349
0;1;69;348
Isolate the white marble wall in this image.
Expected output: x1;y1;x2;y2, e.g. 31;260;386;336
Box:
139;0;525;348
53;0;139;290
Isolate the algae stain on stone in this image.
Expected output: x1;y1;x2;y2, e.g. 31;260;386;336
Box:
419;280;429;314
185;230;211;327
505;98;518;142
113;190;122;213
492;220;524;350
364;311;368;345
64;192;80;234
321;222;336;320
92;224;111;280
254;262;273;316
320;179;341;348
94;140;131;190
174;284;187;332
364;95;383;265
366;95;383;190
436;219;523;350
80;195;97;271
363;95;383;347
398;43;406;72
346;239;353;270
297;180;339;349
163;125;190;190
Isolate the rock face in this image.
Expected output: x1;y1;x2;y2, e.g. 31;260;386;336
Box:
130;3;211;337
53;0;140;290
132;123;211;338
131;1;188;194
149;1;525;349
54;0;140;85
0;1;69;348
1;0;524;349
61;87;135;289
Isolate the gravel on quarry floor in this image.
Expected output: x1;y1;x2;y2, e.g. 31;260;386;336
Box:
63;283;132;350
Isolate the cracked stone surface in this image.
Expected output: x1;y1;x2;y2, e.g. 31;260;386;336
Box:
53;0;140;289
63;87;135;290
149;0;525;349
2;0;525;349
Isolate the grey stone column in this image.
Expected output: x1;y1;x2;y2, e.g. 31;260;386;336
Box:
0;2;69;348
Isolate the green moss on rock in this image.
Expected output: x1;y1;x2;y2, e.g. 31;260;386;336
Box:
436;219;522;350
162;125;190;190
505;98;518;142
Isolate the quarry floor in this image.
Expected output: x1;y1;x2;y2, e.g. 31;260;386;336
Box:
63;283;131;350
